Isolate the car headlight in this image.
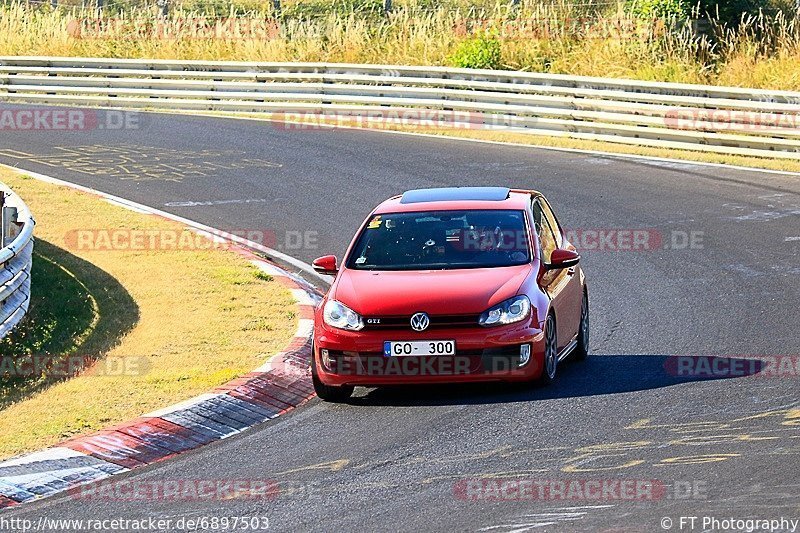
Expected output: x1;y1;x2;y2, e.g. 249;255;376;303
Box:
479;295;531;327
323;299;364;331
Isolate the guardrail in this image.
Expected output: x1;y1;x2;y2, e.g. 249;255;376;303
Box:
1;56;800;159
0;182;35;340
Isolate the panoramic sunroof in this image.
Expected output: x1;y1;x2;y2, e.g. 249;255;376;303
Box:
399;187;511;204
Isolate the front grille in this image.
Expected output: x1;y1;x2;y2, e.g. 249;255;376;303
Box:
363;314;481;330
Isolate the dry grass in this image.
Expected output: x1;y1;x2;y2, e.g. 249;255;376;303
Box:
0;169;297;459
2;1;800;89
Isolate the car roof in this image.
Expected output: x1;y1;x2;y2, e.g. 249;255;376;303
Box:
373;187;539;214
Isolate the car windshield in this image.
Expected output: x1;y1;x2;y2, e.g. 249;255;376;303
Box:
346;210;531;271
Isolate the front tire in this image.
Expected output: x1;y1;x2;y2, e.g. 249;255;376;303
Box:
538;313;558;385
311;345;353;402
574;289;589;361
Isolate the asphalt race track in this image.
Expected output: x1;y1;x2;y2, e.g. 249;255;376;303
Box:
1;106;799;532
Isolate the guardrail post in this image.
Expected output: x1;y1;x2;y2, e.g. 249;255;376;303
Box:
2;206;20;249
156;0;169;18
0;200;12;306
0;192;4;263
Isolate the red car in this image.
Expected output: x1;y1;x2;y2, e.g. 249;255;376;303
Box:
311;187;588;401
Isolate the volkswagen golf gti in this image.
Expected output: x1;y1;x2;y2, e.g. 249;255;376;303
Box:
311;187;588;401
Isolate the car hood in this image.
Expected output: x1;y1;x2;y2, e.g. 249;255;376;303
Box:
332;265;533;316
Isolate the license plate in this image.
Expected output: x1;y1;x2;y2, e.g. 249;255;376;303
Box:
384;340;456;357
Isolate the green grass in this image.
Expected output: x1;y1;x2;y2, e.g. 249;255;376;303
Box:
0;241;138;408
0;170;298;459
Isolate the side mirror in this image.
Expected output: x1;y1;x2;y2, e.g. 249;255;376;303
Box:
546;249;580;270
313;255;339;275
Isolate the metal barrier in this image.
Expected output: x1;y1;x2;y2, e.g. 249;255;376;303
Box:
1;56;800;159
0;182;35;340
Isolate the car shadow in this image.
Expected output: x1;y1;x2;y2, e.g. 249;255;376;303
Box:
346;354;766;407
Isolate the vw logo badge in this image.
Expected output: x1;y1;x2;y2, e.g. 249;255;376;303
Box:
410;312;430;332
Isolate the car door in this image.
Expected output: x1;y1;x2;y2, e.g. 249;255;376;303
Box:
532;197;582;351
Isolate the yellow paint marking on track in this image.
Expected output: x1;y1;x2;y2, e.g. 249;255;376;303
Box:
627;408;800;434
561;459;646;473
0;144;282;183
278;480;397;497
573;441;652;454
668;434;782;446
730;409;794;422
656;453;741;465
265;411;797;483
271;459;350;477
625;418;731;432
420;470;550;484
371;445;572;470
783;410;800;425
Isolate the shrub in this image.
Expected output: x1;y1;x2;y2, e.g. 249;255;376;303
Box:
627;0;691;19
281;0;384;20
696;0;777;23
449;36;502;70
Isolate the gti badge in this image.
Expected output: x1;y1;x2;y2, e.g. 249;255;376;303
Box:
410;312;430;332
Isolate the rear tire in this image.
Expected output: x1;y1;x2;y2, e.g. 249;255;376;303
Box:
311;345;353;402
538;313;558;386
574;288;589;361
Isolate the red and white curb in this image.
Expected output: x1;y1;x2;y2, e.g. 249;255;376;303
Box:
0;166;325;509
